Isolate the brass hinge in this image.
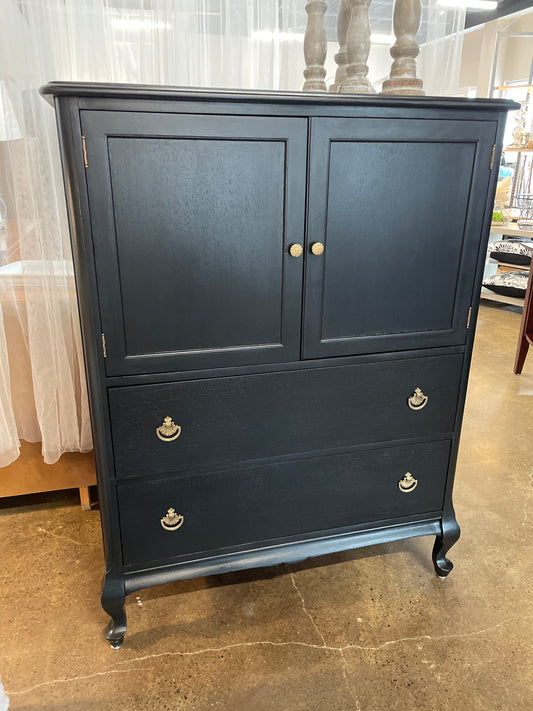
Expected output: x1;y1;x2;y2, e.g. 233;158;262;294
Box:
82;136;88;168
489;145;496;170
101;333;107;358
466;307;472;329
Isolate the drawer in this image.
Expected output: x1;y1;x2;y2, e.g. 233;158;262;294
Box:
118;439;451;567
109;353;462;480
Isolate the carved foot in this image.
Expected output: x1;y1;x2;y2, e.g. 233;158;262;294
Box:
105;618;127;649
101;575;127;648
432;516;460;578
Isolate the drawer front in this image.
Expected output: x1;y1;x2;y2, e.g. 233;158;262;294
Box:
109;354;462;480
118;440;451;567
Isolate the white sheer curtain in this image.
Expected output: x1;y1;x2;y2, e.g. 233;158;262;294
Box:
0;0;306;467
0;0;465;468
420;1;466;97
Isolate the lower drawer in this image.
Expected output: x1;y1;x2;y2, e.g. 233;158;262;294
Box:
118;439;451;567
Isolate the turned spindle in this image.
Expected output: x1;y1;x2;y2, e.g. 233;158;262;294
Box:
329;0;351;92
381;0;424;96
340;0;376;95
302;0;328;92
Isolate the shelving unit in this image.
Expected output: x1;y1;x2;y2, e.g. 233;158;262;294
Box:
485;39;533;348
504;148;533;206
489;222;533;238
480;290;525;307
481;222;533;307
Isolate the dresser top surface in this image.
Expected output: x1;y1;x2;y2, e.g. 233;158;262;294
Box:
40;81;519;113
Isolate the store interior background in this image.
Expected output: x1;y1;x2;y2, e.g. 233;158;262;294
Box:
1;1;533;709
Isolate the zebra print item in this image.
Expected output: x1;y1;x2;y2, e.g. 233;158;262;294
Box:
489;239;533;266
483;270;529;298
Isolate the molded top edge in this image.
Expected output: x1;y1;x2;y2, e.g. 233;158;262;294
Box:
40;81;519;112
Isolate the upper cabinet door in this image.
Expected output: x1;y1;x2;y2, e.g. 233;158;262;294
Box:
303;117;497;359
81;111;307;376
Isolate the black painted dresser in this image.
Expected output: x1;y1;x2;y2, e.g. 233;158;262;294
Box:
41;82;516;647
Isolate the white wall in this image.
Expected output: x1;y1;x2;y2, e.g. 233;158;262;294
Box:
459;9;533;97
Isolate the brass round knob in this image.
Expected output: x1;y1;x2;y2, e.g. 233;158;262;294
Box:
311;242;325;256
289;243;303;258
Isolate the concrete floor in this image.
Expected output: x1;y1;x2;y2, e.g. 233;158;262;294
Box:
1;302;533;710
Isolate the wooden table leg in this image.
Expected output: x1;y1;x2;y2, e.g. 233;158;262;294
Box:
79;486;92;511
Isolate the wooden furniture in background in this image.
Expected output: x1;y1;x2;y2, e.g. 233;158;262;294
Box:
514;268;533;373
0;259;96;509
0;441;96;509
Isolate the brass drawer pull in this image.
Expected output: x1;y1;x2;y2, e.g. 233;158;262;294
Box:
398;472;418;493
156;416;181;442
311;241;324;256
161;508;184;531
289;243;303;258
408;388;429;411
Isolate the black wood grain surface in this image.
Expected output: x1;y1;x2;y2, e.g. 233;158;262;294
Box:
40;81;518;114
118;439;451;567
43;83;516;645
304;117;498;357
109;353;462;479
82;111;306;375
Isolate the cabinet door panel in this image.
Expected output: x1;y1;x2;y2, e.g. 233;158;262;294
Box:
303;118;497;358
81;111;307;375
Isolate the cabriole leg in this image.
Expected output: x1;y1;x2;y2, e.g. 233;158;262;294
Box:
432;515;460;578
101;576;127;648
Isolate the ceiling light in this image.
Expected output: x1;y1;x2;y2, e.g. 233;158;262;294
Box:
111;18;171;31
437;0;498;9
252;30;304;42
